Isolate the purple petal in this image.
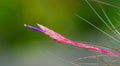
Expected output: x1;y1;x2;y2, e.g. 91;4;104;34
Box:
24;24;45;33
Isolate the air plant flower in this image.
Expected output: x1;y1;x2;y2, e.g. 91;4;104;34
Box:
24;23;120;57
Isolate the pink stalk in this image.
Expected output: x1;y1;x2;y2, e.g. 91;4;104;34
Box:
25;23;120;57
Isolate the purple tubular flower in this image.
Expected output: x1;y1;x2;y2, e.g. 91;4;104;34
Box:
24;24;45;33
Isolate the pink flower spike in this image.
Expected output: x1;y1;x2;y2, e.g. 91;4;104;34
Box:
37;23;72;44
25;23;120;57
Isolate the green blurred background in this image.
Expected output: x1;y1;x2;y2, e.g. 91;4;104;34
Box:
0;0;120;66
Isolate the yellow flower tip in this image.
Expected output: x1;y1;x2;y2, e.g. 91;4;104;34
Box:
24;24;27;27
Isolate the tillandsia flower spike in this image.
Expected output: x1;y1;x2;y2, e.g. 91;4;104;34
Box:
24;23;120;57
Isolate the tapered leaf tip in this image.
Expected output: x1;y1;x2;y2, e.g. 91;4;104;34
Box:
36;23;41;26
